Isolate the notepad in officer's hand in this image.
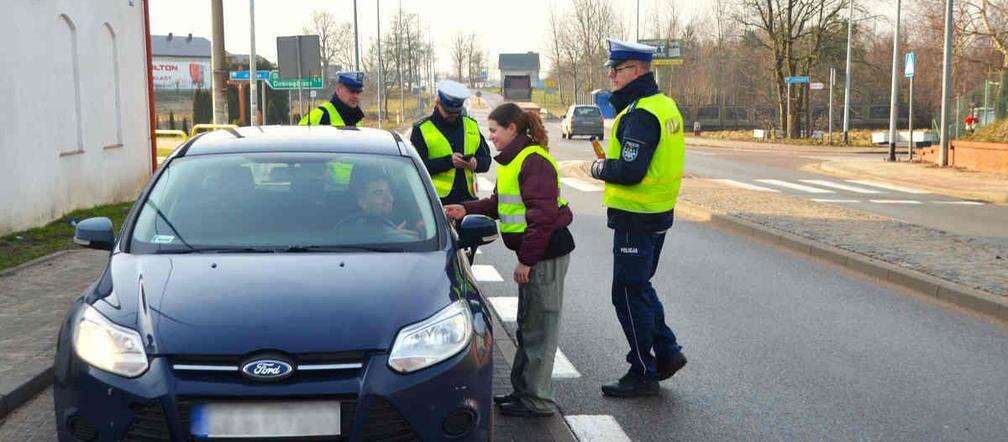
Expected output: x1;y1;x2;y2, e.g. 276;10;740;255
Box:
591;139;606;160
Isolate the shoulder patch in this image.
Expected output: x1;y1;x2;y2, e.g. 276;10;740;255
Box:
666;117;681;134
621;138;642;162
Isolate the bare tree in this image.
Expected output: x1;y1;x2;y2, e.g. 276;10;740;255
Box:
302;10;354;74
450;32;468;82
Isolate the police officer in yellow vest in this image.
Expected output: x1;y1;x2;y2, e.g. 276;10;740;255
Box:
299;72;365;127
589;38;688;398
409;80;491;205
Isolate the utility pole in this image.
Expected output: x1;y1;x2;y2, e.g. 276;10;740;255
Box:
353;0;361;71
842;0;854;144
636;0;640;42
886;0;902;161
397;3;404;124
829;67;835;144
377;0;383;128
248;0;258;127
211;0;227;124
938;0;954;167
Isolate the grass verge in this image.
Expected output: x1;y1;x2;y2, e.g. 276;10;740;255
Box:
0;202;134;272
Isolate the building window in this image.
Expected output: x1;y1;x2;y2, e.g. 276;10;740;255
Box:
58;14;84;156
104;23;123;149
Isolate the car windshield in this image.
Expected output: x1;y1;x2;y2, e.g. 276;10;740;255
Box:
574;107;601;118
130;152;439;253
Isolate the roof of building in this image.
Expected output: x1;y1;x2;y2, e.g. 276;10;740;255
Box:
498;52;540;72
183;126;407;157
152;34;211;58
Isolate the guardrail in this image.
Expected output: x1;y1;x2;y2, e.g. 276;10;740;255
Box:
154;129;188;163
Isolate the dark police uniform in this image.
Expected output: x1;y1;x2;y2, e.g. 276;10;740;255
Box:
590;39;687;397
409;81;491;205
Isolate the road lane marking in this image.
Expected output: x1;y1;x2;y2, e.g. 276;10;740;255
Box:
756;179;835;194
846;180;931;194
932;200;985;205
471;264;504;282
475;177;494;194
708;179;780;192
565;415;632;442
799;179;882;194
811;198;861;203
687;150;716;156
553;350;581;378
869;199;922;204
487;296;517;322
560;177;604;192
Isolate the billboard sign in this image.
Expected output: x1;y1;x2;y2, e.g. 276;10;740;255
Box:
152;59;210;90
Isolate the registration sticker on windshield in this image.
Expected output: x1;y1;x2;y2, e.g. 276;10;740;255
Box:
151;234;175;244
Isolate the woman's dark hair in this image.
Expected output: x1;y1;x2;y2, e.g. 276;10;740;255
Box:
488;103;549;148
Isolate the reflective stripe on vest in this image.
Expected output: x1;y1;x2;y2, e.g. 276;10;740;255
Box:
419;117;480;198
603;93;685;213
496;145;568;234
298;102;361;127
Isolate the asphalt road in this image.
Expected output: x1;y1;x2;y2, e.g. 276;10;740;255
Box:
468;94;1008;440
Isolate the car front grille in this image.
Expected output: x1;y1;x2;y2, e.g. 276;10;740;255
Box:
357;396;421;442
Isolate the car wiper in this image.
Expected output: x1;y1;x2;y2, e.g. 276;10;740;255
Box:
158;246;278;254
283;245;399;253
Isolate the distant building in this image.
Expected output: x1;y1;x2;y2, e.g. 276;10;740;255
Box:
151;33;211;90
499;52;540;101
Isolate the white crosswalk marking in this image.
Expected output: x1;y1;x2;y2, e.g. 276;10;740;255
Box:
799;179;882;194
869;199;922;204
811;198;861;203
565;415;632;442
471;264;503;282
475;177;494;194
933;200;985;206
847;180;931;194
708;179;780;192
487;297;517;322
756;179;835;194
552;350;581;378
560;177;603;192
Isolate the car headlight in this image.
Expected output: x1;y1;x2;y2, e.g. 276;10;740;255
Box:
73;304;149;377
388;299;473;374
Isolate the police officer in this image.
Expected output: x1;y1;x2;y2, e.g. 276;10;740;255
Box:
299;72;365;127
410;80;491;205
589;38;688;398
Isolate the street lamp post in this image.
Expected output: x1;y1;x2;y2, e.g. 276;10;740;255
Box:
248;0;258;127
353;0;360;72
886;0;901;162
842;0;854;144
938;0;954;167
377;0;383;128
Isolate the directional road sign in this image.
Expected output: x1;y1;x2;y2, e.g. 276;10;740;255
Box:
229;70;270;81
265;70;323;90
904;52;916;78
785;76;810;84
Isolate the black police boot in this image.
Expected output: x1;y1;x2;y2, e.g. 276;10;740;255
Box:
493;393;517;405
601;371;660;398
657;352;687;381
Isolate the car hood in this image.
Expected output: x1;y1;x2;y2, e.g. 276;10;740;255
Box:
104;252;455;356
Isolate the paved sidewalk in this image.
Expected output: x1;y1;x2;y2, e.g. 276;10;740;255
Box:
813;158;1008;204
0;249;106;418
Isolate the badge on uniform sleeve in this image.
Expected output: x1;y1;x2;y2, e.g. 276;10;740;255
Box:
621;139;642;162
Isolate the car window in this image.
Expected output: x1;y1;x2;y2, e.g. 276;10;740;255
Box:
574;107;601;118
130;152;439;253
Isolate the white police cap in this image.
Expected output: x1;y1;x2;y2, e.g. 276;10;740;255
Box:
605;38;657;67
436;80;470;112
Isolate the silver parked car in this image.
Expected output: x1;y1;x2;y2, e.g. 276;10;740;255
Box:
561;104;604;140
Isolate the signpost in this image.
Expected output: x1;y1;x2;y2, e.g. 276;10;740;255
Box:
784;76;810;137
277;35;322;120
229;70;270;81
265;71;324;90
905;52;916;160
638;38;683;66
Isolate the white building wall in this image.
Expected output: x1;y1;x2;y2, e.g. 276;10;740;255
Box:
0;1;151;234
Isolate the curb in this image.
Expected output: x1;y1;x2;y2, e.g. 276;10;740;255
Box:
685;137;886;154
0;249;73;278
0;367;53;420
812;161;1008;204
674;201;1008;322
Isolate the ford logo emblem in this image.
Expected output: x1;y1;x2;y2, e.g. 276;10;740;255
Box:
240;358;293;382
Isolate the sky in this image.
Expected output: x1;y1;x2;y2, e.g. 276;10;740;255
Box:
148;0;712;75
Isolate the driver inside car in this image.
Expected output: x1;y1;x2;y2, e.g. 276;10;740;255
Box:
346;170;425;240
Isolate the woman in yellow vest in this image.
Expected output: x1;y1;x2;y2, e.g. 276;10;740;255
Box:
444;103;575;417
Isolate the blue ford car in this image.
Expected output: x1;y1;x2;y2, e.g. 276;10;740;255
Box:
53;126;499;441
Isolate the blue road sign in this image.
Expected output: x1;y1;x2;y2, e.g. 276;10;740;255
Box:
904;52;916;78
785;76;810;84
229;70;270;81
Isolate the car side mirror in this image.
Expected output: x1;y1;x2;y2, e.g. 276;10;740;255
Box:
457;215;498;249
73;217;115;251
